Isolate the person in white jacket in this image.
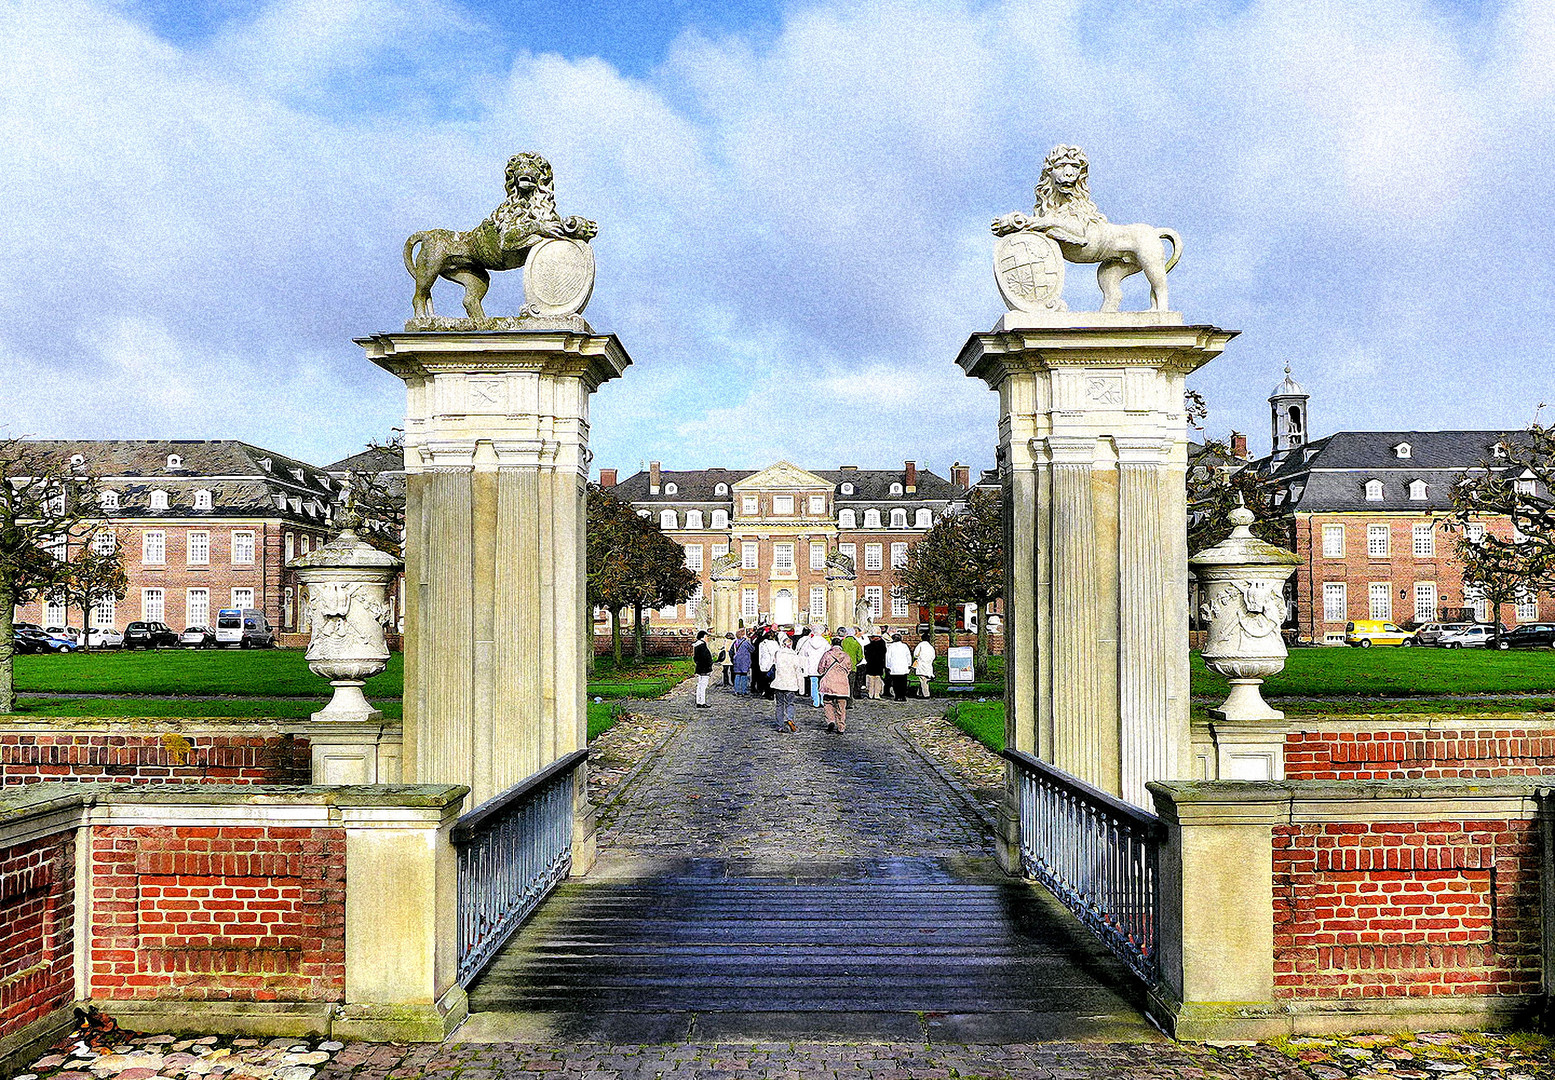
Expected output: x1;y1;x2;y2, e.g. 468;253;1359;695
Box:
770;635;805;732
797;626;830;708
912;635;936;698
884;633;913;702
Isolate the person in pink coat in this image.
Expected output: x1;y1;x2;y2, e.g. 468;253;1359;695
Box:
816;639;854;733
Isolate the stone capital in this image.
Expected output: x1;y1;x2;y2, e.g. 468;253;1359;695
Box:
358;330;632;392
1112;435;1171;466
1041;435;1098;466
957;324;1238;391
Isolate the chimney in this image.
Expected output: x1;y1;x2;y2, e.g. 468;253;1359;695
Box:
598;468;617;488
1230;432;1249;461
951;461;970;489
839;464;858;471
904;461;917;493
649;461;661;495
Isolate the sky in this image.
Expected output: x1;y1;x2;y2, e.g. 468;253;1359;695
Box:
2;0;1554;481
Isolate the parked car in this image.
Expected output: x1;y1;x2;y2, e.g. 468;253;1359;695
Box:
179;625;216;648
1438;624;1499;649
1344;619;1414;647
1413;622;1470;646
1496;623;1555;650
214;608;275;648
86;627;124;649
123;621;180;649
14;627;79;653
45;626;85;645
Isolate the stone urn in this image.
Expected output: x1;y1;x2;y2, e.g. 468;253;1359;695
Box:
293;512;403;722
1188;503;1300;721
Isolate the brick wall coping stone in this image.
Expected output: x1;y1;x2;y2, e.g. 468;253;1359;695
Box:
1197;712;1555;736
1149;777;1550;826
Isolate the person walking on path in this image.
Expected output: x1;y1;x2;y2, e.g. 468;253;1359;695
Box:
719;633;735;687
885;632;913;702
770;634;804;732
798;626;830;708
850;626;869;697
817;638;853;733
756;630;777;699
730;630;755;695
692;631;715;708
839;626;863;696
912;634;936;698
864;631;887;700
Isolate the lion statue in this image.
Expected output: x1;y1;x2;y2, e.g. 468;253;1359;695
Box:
403;152;598;320
992;144;1181;313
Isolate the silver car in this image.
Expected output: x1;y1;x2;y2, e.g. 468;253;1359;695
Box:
1414;622;1469;646
1438;624;1496;648
86;627;124;649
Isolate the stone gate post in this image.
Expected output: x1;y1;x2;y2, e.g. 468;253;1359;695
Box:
711;562;742;637
958;313;1235;821
358;331;631;851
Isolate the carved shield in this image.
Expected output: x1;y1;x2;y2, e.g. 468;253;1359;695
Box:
523;238;596;316
994;232;1066;313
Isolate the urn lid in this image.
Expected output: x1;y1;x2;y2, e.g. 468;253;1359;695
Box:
1188;503;1300;570
293;509;402;572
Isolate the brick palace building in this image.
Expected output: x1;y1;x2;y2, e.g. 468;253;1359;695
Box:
601;459;975;630
12;440;340;641
1246;371;1546;642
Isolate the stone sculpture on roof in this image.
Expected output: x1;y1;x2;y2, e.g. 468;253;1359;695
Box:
403;152;598;329
992;144;1182;313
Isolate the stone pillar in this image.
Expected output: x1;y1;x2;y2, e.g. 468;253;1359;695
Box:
357;331;631;816
958;313;1235;810
711;567;742;637
826;565;857;634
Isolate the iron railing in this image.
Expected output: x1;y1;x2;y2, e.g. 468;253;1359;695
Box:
452;748;588;987
1002;748;1165;984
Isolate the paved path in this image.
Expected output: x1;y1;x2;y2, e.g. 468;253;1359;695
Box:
466;680;1156;1044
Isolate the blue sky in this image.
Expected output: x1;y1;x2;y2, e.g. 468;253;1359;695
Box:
2;0;1553;479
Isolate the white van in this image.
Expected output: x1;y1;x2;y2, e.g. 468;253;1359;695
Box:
215;608;276;648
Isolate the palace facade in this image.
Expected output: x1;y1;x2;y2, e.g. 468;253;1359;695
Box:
602;459;974;630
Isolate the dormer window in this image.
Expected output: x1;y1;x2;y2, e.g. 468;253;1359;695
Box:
1516;478;1536;495
1408;480;1428;501
70;454;85;468
100;490;119;511
664;482;678;495
660;509;677;529
714;483;728;496
291;468;305;482
889;482;903;496
890;509;907;528
167;454;183;469
637;509;651;519
149;489;169;511
915;509;933;528
840;483;854;496
260;457;272;472
863;509;882;528
194;489;213;510
1492;444;1508;460
1393;443;1411;459
686;509;704;529
1364;479;1384;502
839;509;856;529
711;509;728;529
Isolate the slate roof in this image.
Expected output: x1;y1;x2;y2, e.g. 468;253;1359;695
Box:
610;468;756;502
326;445;406;475
20;440;338;525
1249;430;1529;514
609;465;964;504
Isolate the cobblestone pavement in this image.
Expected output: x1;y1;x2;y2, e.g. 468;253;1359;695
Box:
595;681;993;863
587;706;683;809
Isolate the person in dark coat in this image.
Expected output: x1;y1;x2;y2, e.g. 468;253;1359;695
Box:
730;630;755;695
863;632;888;700
692;631;714;708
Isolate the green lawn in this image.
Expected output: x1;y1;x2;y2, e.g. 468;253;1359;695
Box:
1192;646;1555;699
945;700;1005;752
9;696;404;720
587;655;693;700
12;649;404;698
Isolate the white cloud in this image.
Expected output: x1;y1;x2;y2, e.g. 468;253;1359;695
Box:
2;0;1554;473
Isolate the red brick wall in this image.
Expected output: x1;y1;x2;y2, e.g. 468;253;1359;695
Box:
0;732;311;786
1285;728;1555;781
89;825;346;1003
1272;818;1543;1001
0;830;75;1039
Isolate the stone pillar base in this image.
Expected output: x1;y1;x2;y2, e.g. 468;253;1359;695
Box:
332;986;468;1043
294;721;403;785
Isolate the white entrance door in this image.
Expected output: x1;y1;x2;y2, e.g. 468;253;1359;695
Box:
773;589;794;627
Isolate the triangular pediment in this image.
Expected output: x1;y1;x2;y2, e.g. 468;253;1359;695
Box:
732;460;833;490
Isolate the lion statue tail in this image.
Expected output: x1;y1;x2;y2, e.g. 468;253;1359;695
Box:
1160;228;1183;274
403;232;428;277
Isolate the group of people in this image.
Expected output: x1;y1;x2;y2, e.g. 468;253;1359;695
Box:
691;625;936;734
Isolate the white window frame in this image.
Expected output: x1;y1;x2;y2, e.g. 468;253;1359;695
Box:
1323;582;1347;623
742;588;758;618
741;542;759;570
1515;591;1540;622
1367;524;1389;558
92;532;116;556
1408;480;1427;501
187;530;210;566
1412;522;1435;559
1466;522;1485;543
810;543;826;570
1322;524;1344;558
889;482;903;496
664;482;678;496
1365;479;1384;501
915;509;933;528
44;594;66;627
839;543;856;566
285;532;295;563
864;543;883;571
863;509;882;528
659;510;677;530
142;587;165;623
231;530;256;565
659;602;678;619
142;530;166;565
100;490;119;511
1414;582;1437;623
742;495;758;515
712;543;728;560
773;543;795;573
890;509;908;528
92;594;116;628
684;545;703;572
193;489;212;510
186;588;210;628
891;542;908;568
1368;582;1392;621
810;585;826;620
808;495;826;515
865;586;883;619
711;509;728;529
714;483;728;497
772;495;794;515
1516;478;1536;495
841;482;854;496
686;509;704;530
838;509;856;529
891;588;910;618
231;588;255;610
149;489;169;511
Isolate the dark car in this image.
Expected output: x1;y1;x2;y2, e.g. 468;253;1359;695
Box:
123;621;179;650
14;627;77;654
1496;623;1555;649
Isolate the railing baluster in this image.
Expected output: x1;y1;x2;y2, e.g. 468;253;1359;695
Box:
1002;748;1163;985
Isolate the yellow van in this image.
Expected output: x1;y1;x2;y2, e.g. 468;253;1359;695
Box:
1344;620;1414;647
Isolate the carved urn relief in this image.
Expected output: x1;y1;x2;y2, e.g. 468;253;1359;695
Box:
293;512;403;722
1188;503;1300;722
